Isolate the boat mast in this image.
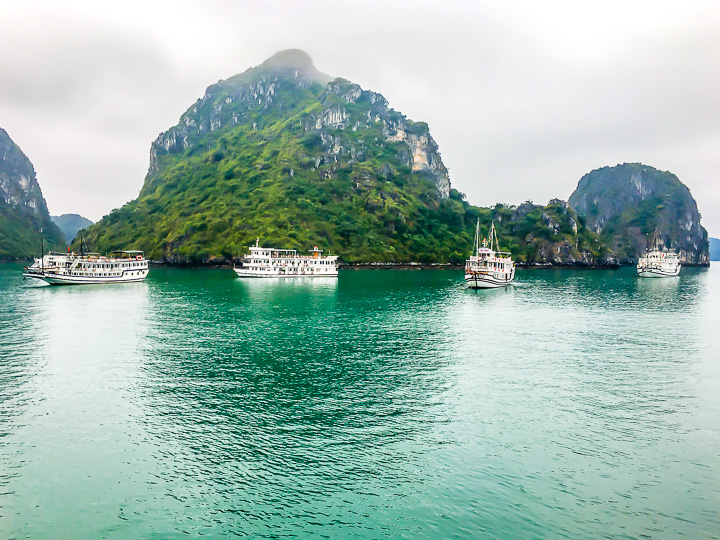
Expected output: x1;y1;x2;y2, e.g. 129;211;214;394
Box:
652;229;659;252
475;218;480;256
489;222;495;252
79;232;87;257
40;228;44;273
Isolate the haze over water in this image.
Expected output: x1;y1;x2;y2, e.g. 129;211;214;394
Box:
1;264;719;538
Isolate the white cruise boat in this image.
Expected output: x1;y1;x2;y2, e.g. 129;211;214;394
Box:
465;220;515;289
23;250;149;285
234;239;338;278
637;235;681;278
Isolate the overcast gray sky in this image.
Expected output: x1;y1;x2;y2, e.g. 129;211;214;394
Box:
1;0;719;235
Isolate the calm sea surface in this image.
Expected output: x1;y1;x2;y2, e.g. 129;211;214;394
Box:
1;263;718;538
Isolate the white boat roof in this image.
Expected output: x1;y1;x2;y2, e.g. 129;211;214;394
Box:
476;248;511;256
248;245;335;256
249;246;296;252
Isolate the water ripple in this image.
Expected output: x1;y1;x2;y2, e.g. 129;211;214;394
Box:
1;264;718;538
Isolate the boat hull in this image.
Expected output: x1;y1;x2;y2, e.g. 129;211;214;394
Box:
636;267;681;278
464;272;514;289
234;268;338;278
23;272;148;285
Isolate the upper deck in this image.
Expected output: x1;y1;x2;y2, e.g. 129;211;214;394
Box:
467;247;513;263
245;245;338;262
639;249;679;262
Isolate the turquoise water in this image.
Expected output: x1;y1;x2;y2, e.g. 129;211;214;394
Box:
1;264;719;538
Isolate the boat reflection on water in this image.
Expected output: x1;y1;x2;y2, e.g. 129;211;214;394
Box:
234;275;339;291
232;274;339;308
636;275;680;291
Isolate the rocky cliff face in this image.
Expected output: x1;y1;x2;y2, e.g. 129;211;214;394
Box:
493;199;612;266
145;49;450;198
0;127;65;258
1;128;49;215
569;163;709;264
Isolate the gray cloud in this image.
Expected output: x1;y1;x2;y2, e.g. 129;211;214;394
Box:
1;0;718;235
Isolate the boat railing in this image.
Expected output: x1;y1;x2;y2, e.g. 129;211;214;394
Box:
245;254;335;261
468;257;512;262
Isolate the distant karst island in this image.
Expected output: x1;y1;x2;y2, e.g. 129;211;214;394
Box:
51;214;93;245
710;238;720;261
1;50;710;266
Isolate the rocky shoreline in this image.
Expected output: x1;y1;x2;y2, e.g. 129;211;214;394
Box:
143;260;709;269
5;256;708;269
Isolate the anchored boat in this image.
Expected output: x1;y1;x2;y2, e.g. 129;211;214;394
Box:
465;220;515;289
637;233;681;278
23;250;149;285
234;239;338;278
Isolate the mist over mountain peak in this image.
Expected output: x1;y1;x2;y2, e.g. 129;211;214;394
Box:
261;49;315;70
229;48;333;86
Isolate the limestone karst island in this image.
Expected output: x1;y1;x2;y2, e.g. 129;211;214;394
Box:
1;50;711;267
